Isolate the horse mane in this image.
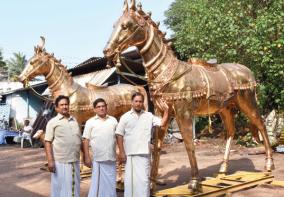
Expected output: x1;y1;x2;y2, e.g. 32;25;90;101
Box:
40;50;69;75
37;48;72;83
34;44;69;73
135;3;168;44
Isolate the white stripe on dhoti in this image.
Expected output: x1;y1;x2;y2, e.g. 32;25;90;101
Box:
88;160;117;197
51;161;80;197
124;155;150;197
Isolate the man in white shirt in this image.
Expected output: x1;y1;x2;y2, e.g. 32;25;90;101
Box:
45;95;82;197
21;119;33;148
83;98;118;197
116;92;169;197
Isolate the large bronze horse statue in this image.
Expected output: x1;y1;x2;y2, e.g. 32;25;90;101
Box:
103;0;274;192
18;37;148;126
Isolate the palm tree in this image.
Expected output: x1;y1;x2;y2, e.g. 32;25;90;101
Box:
6;52;27;81
0;49;8;81
0;49;6;71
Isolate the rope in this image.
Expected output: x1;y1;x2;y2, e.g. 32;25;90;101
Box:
116;64;148;87
117;55;192;93
25;77;79;102
25;80;53;102
151;65;193;97
120;57;147;81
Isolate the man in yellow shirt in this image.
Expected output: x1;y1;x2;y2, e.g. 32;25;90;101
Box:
45;95;82;197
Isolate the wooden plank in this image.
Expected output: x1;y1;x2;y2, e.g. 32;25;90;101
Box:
154;171;274;197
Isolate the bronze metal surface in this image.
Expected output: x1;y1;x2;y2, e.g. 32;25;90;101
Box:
103;0;274;193
19;37;148;126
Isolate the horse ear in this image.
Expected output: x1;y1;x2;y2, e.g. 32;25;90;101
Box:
123;0;128;13
39;36;45;49
130;0;136;11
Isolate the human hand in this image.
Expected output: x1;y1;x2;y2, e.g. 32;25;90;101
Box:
47;160;56;173
160;98;169;112
118;152;126;164
84;157;92;168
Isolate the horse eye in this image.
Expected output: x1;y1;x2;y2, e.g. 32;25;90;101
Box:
121;23;127;30
30;59;36;65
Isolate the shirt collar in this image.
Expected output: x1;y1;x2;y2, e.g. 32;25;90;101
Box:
94;114;109;120
56;113;75;121
130;108;145;115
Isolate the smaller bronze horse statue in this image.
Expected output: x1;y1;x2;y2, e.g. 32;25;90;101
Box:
18;37;148;126
104;0;274;193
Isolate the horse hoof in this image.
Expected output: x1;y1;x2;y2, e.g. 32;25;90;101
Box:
219;162;228;174
265;158;275;171
188;179;202;194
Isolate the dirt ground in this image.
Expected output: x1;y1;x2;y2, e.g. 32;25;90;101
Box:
1;139;284;197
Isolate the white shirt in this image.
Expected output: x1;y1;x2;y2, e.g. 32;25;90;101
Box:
23;125;33;134
83;115;118;162
115;109;161;155
22;125;33;139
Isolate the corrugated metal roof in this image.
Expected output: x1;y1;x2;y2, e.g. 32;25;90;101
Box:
73;67;116;86
68;50;143;76
0;81;47;95
72;57;103;69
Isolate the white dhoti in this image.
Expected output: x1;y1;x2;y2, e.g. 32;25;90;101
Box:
124;155;150;197
51;161;80;197
88;160;117;197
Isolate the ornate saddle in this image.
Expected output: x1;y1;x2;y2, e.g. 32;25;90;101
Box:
85;82;108;90
188;58;219;72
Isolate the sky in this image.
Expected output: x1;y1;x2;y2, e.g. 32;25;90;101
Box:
0;0;174;67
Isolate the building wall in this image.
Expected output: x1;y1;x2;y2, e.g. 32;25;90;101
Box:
5;91;44;124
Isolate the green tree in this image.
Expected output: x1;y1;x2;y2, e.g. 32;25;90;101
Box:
6;52;27;81
0;49;6;71
165;0;284;112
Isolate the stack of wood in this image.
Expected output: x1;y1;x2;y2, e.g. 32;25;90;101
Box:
279;130;284;145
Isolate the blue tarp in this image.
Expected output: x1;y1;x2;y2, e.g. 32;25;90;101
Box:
0;129;18;145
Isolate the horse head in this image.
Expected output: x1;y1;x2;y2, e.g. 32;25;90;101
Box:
18;37;59;87
104;0;160;64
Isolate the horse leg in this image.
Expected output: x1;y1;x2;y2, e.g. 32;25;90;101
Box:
174;110;200;193
250;124;261;143
150;99;172;191
237;90;275;171
150;110;170;192
219;108;235;174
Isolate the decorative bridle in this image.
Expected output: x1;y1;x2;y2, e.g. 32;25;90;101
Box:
106;1;199;102
23;49;78;101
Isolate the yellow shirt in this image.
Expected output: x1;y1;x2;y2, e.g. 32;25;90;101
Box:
45;114;81;163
